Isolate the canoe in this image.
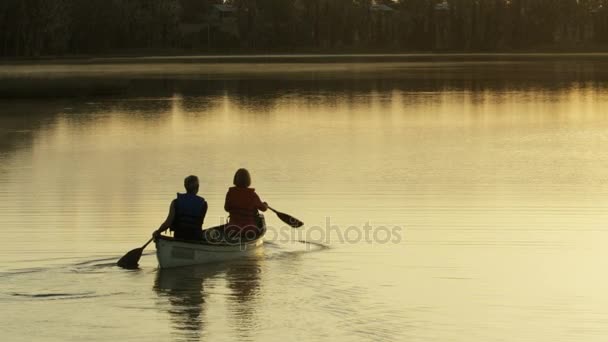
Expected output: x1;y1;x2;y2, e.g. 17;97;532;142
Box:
155;215;266;269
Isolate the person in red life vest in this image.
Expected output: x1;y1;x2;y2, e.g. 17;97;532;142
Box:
224;168;268;242
153;175;208;240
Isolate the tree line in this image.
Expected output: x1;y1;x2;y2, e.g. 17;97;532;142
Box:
2;0;608;57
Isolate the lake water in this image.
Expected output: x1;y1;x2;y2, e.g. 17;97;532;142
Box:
2;55;608;341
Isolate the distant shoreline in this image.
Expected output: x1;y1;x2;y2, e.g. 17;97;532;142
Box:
3;49;608;65
1;51;607;99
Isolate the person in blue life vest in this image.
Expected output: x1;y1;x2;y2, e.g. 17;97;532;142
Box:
153;175;208;240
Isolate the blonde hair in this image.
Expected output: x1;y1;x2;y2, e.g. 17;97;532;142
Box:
233;168;251;188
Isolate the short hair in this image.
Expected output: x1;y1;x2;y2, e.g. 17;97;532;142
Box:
184;175;199;193
233;168;251;188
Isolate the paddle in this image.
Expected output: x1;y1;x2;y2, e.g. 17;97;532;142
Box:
117;237;154;269
267;206;304;228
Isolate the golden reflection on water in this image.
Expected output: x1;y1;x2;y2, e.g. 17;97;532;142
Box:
154;253;264;341
2;61;608;341
1;83;608;263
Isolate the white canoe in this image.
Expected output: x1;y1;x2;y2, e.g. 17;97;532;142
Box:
155;220;265;269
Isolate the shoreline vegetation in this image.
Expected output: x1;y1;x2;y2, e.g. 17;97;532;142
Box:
2;1;608;59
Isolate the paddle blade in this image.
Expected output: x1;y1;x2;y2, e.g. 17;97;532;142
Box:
275;211;304;228
117;247;144;269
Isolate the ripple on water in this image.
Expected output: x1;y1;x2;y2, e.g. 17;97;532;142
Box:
10;291;107;300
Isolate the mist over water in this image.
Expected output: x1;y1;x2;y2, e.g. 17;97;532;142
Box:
2;57;608;341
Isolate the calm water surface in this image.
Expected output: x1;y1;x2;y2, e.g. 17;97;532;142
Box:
2;56;608;341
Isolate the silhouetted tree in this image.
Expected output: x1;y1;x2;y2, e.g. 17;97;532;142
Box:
1;0;608;57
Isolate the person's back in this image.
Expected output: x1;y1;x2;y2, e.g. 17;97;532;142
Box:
224;168;267;240
173;192;207;240
154;175;208;241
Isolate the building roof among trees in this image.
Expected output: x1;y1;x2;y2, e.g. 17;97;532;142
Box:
213;4;237;13
435;1;449;11
370;4;395;12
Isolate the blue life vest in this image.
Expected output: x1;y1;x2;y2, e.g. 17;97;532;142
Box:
172;193;207;234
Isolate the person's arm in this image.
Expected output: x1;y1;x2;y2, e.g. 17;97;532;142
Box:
254;193;268;212
153;200;176;237
224;191;232;212
200;200;208;226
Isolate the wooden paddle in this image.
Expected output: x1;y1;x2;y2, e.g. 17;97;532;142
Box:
268;206;304;228
117;237;154;269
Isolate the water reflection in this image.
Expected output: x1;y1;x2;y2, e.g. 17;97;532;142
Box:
154;254;264;340
154;266;214;340
0;101;66;157
3;59;608;341
225;257;263;338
